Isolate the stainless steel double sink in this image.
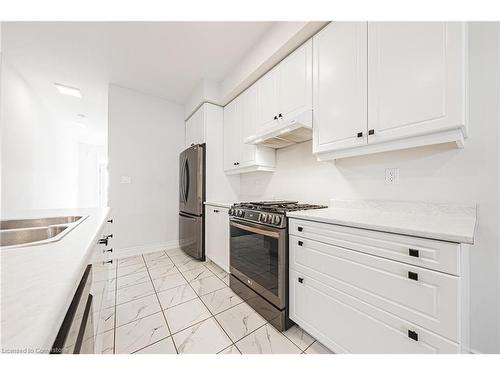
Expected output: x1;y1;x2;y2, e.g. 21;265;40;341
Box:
0;215;88;249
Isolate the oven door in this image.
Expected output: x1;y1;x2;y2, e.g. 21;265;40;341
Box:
230;218;286;309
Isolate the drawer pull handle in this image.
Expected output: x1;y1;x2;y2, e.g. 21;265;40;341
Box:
214;209;219;213
298;241;303;246
107;219;113;223
408;271;419;281
409;248;420;258
103;248;113;253
408;330;418;341
98;238;108;246
103;260;113;265
298;277;304;284
297;226;303;232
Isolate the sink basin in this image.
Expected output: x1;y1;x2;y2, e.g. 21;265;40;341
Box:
0;216;83;230
0;215;88;249
0;226;68;247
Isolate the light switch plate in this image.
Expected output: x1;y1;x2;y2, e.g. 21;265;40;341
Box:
385;168;399;185
120;175;132;184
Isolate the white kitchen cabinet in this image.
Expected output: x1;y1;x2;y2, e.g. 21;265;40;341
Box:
289;218;470;354
203;103;240;202
205;204;230;272
312;22;368;153
367;22;467;144
257;66;280;133
185;106;205;147
313;22;468;161
252;40;313;140
223;91;276;174
278;39;313;127
90;215;115;354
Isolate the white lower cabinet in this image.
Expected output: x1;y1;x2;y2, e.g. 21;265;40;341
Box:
91;216;114;354
205;205;230;272
289;218;469;354
289;269;459;354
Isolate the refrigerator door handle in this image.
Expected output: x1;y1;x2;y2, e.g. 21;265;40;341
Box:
184;158;190;203
180;157;186;203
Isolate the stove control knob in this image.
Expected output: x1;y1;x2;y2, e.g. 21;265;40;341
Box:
261;214;267;222
274;216;281;225
268;215;274;223
238;210;244;217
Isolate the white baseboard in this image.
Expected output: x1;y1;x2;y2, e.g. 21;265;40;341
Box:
114;240;180;259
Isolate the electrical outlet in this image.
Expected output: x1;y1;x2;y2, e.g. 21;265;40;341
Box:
385;168;399;185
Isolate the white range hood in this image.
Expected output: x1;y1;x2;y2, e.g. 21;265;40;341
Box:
245;110;313;149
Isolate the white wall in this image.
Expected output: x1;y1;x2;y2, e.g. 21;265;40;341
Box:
77;142;107;208
108;85;185;254
0;60;80;215
239;23;500;354
184;79;221;120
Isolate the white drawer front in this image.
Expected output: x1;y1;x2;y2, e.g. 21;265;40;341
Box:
290;235;460;341
289;269;459;354
289;218;460;275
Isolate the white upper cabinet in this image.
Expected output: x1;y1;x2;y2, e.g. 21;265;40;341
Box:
313;22;468;161
278;39;313;124
185;107;205;147
246;40;313;147
223;97;240;172
257;66;280;133
223;92;275;174
312;22;368;154
367;22;468;144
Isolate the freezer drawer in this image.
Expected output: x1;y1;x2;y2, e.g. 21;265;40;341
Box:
179;212;204;260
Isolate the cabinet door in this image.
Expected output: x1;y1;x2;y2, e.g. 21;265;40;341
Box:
289;270;459;354
257;67;279;132
240;85;258;166
205;206;218;262
185;107;205;147
367;22;466;143
312;22;368;153
278;39;313;122
223;98;240;171
205;206;230;272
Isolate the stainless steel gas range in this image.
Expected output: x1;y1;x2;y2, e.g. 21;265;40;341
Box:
228;201;327;331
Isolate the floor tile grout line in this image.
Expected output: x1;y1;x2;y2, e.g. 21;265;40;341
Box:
216;342;241;354
130;336;175;354
222;318;268;349
142;252;180;354
302;340;317;353
172;256;237;352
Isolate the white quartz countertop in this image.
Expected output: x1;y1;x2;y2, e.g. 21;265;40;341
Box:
1;208;110;352
204;201;236;209
287;200;477;244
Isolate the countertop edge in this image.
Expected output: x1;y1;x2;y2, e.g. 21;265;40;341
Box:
287;211;475;245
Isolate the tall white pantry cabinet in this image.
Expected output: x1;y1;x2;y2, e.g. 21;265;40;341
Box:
312;22;468;161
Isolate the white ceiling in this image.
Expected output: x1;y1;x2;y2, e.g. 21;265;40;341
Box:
1;22;275;143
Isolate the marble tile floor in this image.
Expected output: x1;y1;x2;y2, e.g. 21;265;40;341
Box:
99;249;333;354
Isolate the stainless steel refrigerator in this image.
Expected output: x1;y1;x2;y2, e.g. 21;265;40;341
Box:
179;144;205;260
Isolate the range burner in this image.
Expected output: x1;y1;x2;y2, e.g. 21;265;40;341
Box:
229;200;327;228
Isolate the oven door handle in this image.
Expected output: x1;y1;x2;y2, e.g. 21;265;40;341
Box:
230;221;281;239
